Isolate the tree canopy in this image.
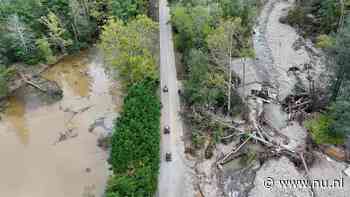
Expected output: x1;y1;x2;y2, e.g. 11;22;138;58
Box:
100;15;159;87
107;79;160;197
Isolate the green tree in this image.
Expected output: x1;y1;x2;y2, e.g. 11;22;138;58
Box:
41;11;73;53
328;17;350;101
107;79;160;197
219;0;256;29
171;4;215;53
183;49;210;105
6;14;38;63
36;37;56;64
100;15;158;86
110;0;148;21
319;0;341;33
328;97;350;138
0;64;13;98
207;17;253;113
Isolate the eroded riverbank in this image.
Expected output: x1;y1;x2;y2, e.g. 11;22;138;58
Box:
0;49;121;197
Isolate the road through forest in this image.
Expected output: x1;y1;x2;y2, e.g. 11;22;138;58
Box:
157;0;195;196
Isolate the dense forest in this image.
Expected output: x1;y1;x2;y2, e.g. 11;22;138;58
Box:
169;0;257;152
1;0;160;196
99;8;160;197
0;0;156;98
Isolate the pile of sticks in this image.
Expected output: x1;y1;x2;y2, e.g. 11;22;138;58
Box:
282;94;311;122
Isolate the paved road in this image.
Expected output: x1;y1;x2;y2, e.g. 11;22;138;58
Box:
157;0;194;197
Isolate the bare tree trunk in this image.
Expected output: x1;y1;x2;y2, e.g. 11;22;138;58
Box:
228;48;232;114
331;66;345;101
242;57;246;100
148;0;159;21
338;0;345;32
81;0;90;16
71;23;79;42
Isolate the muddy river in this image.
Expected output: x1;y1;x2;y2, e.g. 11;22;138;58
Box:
0;49;121;197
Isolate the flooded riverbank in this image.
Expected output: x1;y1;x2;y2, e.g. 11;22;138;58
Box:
0;49;121;197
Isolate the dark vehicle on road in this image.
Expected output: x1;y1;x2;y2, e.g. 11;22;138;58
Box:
164;125;170;134
165;152;172;162
163;85;168;92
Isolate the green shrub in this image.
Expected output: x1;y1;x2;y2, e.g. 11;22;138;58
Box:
0;65;13;98
316;34;335;48
107;78;160;197
286;0;341;36
36;37;56;64
305;114;344;145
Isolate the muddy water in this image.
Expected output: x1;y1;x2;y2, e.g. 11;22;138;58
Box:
0;49;121;197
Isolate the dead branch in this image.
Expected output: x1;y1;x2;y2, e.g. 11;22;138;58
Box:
291;101;311;110
219;134;252;165
220;132;243;140
53;128;78;145
19;73;47;93
300;152;317;197
197;184;205;197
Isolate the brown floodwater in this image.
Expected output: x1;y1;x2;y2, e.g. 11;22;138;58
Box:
0;49;121;197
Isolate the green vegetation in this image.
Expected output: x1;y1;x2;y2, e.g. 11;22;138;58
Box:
306;20;350;145
306;114;344;145
170;0;256;151
98;2;160;196
306;96;350;145
100;15;159;87
1;0;160;196
0;0;101;65
219;0;257;28
171;0;254;115
327;18;350;101
171;3;217;53
106;79;160;197
315;34;334;48
0;0;157;98
286;0;349;36
110;0;149;21
36;37;56;64
290;1;350;146
0;65;13;98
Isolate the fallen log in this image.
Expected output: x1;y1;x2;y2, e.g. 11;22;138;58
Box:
19;73;47;93
291;101;311;110
300;152;317;197
197;184;205;197
218;135;252;166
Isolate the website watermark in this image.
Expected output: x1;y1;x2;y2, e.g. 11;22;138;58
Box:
263;177;344;189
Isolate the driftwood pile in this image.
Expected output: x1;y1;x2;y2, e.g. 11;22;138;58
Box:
19;73;63;99
216;88;316;174
282;93;311;123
